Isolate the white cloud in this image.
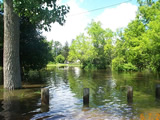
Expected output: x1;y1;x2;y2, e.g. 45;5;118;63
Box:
43;0;89;45
43;2;138;45
96;3;138;31
79;0;84;3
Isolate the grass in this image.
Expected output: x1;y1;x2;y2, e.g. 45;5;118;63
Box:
47;63;82;67
34;90;41;94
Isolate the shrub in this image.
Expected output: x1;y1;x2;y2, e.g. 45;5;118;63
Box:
112;57;138;71
112;57;125;71
56;55;65;63
123;63;138;71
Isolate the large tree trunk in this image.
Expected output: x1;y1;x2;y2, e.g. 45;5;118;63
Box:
3;0;21;89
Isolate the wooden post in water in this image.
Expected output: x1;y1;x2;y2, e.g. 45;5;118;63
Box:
41;88;49;105
156;84;160;99
83;88;89;107
127;86;133;104
41;104;49;112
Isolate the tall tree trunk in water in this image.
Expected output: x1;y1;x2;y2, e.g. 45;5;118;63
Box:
3;0;21;89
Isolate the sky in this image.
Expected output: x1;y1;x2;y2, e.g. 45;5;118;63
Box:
43;0;138;45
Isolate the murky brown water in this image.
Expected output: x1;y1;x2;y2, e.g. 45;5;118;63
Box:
0;67;160;120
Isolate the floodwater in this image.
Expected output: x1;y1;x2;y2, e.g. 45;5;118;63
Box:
0;66;160;120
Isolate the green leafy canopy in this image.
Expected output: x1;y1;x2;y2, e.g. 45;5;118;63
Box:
12;0;70;31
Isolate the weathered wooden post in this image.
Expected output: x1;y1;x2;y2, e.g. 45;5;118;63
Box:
41;88;49;112
41;104;49;112
41;88;49;105
156;84;160;99
127;86;133;104
83;88;89;107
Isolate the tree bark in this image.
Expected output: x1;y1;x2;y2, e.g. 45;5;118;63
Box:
3;0;21;89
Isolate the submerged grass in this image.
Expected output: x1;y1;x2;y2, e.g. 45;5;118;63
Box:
47;63;82;67
34;90;41;94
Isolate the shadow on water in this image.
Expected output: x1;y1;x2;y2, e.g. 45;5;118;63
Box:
0;90;23;120
0;69;3;85
0;67;160;119
0;89;42;120
0;69;48;120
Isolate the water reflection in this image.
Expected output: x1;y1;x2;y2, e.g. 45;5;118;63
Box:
0;67;160;119
41;105;49;113
0;69;2;85
0;86;45;120
0;90;21;120
31;67;160;119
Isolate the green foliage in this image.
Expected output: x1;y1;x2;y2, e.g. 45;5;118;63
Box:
68;33;96;69
0;0;70;68
47;63;81;67
83;62;97;70
1;0;69;31
112;57;125;71
61;41;69;62
69;21;114;69
134;0;160;71
0;16;53;72
20;18;53;72
56;55;65;63
123;63;138;71
122;19;149;70
112;0;160;72
147;11;160;71
1;0;69;89
87;21;114;69
51;41;62;62
12;0;70;30
5;0;157;73
0;1;3;11
112;58;138;71
68;0;160;72
34;90;41;94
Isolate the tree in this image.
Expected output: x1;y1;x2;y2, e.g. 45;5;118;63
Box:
129;0;160;71
87;21;114;69
52;41;62;62
61;41;69;62
123;19;148;70
137;0;154;6
4;0;21;89
104;28;114;66
112;19;149;71
3;0;69;90
142;0;160;71
1;15;53;76
68;21;114;69
20;18;53;73
55;54;65;63
112;0;160;71
68;33;96;69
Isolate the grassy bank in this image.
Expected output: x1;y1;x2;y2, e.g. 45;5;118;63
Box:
47;63;82;67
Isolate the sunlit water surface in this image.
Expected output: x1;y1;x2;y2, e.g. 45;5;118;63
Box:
0;66;160;120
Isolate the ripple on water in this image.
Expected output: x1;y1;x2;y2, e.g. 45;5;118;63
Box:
27;67;160;120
